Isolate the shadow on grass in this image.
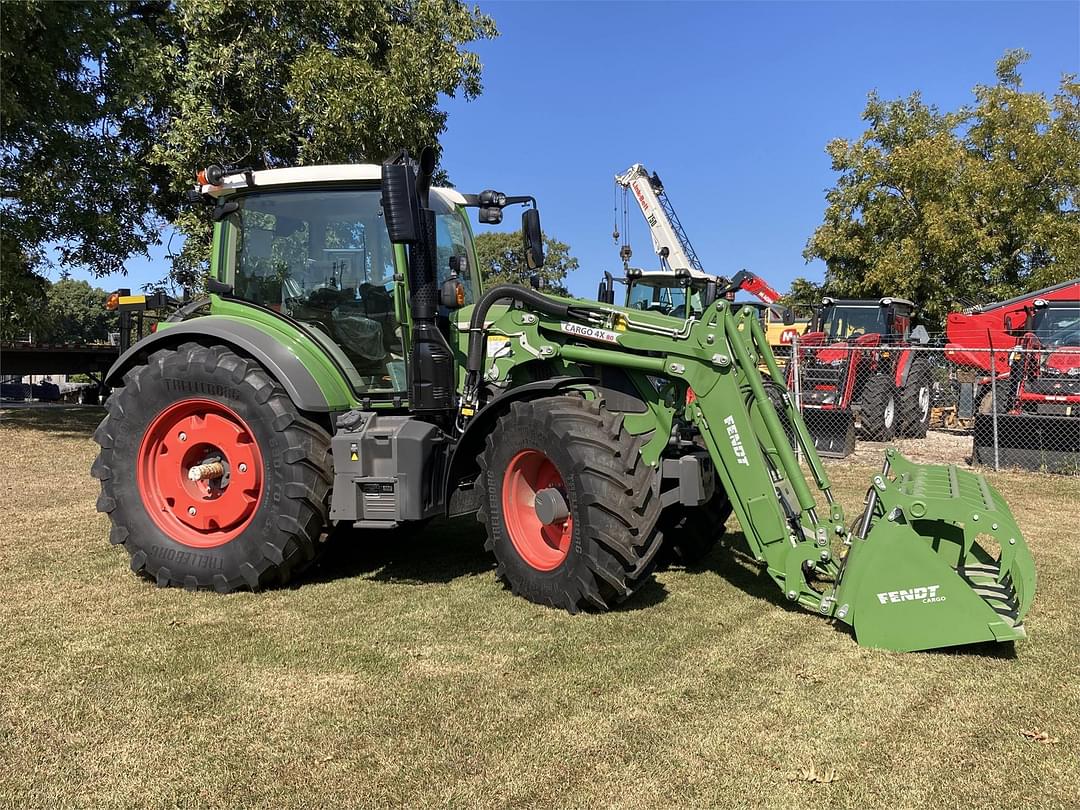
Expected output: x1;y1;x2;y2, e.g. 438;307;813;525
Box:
0;405;104;439
299;517;671;611
300;517;495;587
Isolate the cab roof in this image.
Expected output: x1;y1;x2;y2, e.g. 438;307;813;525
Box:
198;164;468;206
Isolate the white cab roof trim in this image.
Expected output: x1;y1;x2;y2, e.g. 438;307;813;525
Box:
201;164;469;207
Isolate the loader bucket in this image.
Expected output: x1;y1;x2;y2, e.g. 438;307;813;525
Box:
833;451;1036;652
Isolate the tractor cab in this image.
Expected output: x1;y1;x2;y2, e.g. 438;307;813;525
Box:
814;297;915;344
1027;299;1080;347
620;268;714;319
206;165;481;394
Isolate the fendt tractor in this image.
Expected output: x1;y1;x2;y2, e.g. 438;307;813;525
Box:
789;297;932;457
598;267;806;354
92;151;1035;652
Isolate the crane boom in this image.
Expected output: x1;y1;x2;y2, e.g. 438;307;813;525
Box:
615;163;788;311
615;164;707;278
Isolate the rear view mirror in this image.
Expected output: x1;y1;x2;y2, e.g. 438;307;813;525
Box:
381;162;420;244
522;208;545;269
1004;312;1027;332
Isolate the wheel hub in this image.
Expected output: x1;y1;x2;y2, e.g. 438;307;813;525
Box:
918;386;931;420
534;487;570;526
137;399;263;548
501;449;573;571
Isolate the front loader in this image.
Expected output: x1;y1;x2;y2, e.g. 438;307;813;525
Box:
92;153;1035;652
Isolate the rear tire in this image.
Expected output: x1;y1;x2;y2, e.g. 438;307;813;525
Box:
478;396;664;612
857;375;898;441
91;343;333;592
898;359;931;438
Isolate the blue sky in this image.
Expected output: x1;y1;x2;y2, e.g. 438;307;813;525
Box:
70;1;1079;300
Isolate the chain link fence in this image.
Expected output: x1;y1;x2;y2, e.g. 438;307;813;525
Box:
784;336;1080;475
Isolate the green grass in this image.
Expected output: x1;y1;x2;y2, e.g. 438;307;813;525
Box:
1;407;1078;809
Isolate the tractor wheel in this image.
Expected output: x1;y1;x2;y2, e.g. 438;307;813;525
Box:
898;359;932;438
978;381;1014;415
477;395;664;612
657;491;733;567
857;374;898;441
91;343;333;592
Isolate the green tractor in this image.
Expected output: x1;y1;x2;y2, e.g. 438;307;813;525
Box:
92;150;1035;652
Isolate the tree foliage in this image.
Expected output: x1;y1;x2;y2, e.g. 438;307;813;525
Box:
0;233;51;342
780;276;826;317
473;232;578;295
1;1;497;287
805;50;1080;328
41;279;116;344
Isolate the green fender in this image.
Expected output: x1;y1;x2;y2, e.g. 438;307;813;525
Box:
104;314;355;412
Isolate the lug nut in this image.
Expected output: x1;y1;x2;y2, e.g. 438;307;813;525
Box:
178;432;187;442
238;463;247;473
188;507;197;516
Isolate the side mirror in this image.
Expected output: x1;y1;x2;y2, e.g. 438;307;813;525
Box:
782;307;795;326
440;276;465;309
381;162;420;244
1004;312;1027;332
522;208;545;269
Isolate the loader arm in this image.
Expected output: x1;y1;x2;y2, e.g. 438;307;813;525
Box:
466;294;1036;651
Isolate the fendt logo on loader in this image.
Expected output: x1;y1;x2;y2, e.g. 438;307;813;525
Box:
876;585;946;605
723;415;750;466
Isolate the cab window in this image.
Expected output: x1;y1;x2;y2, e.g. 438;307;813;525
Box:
225;188;405;393
435;211;476;306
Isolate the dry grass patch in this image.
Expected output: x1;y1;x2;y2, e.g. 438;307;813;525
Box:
1;407;1078;808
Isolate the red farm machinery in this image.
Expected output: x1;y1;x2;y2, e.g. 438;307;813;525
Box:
945;279;1080;470
789;297;932;457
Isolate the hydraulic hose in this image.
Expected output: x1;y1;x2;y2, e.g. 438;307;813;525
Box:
463;284;573;399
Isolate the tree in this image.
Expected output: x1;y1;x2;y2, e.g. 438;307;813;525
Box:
1;1;497;288
0;234;51;342
781;276;826;318
40;278;116;344
805;51;1080;329
473;232;578;295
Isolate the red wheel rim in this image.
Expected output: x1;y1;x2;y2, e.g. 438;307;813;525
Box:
137;399;264;548
501;449;573;571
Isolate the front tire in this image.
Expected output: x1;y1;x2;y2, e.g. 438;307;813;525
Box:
91;343;333;591
898;359;931;438
658;491;733;567
857;375;898;441
478;396;664;612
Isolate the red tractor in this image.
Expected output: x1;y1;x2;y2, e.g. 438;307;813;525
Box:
789;297;931;457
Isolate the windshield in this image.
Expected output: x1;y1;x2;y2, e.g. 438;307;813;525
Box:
224;188;405;393
626;280;704;318
1031;305;1080;347
820;304;886;340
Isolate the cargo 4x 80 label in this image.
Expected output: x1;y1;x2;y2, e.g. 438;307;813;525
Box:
560;322;621;344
